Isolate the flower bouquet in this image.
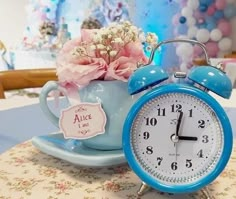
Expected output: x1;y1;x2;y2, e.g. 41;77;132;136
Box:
41;21;159;151
56;20;158;86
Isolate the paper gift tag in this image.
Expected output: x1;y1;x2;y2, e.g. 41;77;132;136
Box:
59;103;107;139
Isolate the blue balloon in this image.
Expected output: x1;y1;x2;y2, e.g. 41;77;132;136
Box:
199;4;208;12
199;0;214;6
179;16;187;24
206;22;216;31
198;23;207;29
177;25;186;34
214;10;224;20
224;4;236;19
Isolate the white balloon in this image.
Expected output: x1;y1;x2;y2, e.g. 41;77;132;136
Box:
210;29;223;42
196;29;210;43
187;17;196;27
180;62;188;72
218;37;233;51
181;7;193;17
187;26;198;38
176;43;194;58
187;0;199;10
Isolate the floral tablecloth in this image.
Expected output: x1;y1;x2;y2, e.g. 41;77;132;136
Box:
0;141;235;199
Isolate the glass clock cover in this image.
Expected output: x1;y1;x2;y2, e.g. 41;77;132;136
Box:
128;65;168;95
123;84;233;193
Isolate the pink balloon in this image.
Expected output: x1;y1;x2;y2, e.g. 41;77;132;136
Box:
194;11;203;20
207;5;216;16
215;0;227;10
205;42;219;57
172;14;181;26
217;20;232;36
193;45;203;57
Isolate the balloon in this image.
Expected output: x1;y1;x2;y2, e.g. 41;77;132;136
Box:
215;0;227;10
181;7;193;17
199;4;208;12
172;14;181;25
178;25;187;34
213;10;224;20
194;11;204;20
205;16;217;31
217;20;232;36
218;37;233;51
205;42;219;57
224;4;236;19
207;5;216;16
180;63;188;72
179;16;187;24
176;43;194;58
187;26;198;38
187;17;196;26
187;0;199;10
196;29;210;43
193;45;203;57
210;29;223;41
200;0;214;6
206;22;216;31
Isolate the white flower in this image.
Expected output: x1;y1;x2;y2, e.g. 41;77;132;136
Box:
112;38;124;44
97;44;105;49
90;45;96;50
146;32;158;45
109;50;118;57
72;46;86;56
100;50;107;55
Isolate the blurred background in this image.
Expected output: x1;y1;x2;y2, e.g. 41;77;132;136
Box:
0;0;236;79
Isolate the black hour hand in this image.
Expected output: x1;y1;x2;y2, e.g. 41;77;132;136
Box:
178;136;198;141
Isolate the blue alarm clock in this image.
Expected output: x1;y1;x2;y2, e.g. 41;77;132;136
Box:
122;39;233;197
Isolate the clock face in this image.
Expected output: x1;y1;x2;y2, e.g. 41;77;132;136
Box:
130;92;224;186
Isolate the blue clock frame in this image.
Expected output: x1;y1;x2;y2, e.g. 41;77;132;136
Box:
123;83;233;194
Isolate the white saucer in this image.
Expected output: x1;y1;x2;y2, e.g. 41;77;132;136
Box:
32;133;126;167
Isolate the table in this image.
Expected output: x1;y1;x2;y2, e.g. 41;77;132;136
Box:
0;91;235;198
0;140;235;199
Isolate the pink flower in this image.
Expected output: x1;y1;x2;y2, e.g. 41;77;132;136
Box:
56;29;107;86
56;21;153;85
57;57;107;86
105;42;148;81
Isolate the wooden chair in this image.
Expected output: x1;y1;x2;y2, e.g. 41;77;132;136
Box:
0;68;57;99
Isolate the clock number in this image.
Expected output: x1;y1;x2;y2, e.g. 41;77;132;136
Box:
171;104;182;112
197;149;204;158
171;162;178;170
189;109;193;117
145;117;157;126
146;146;153;155
198;120;205;128
157;157;163;166
143;131;150;140
202;135;209;143
186;159;192;168
157;108;166;116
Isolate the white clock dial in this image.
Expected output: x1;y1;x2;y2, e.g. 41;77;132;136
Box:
131;92;224;185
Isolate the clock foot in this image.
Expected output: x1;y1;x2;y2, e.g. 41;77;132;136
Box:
137;182;151;196
201;187;215;199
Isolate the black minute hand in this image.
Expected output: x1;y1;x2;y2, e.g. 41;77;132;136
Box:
178;136;198;141
176;111;183;137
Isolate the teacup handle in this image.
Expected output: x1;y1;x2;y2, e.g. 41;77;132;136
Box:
39;81;61;128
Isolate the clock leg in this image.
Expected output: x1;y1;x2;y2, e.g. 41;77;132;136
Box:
137;182;151;196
